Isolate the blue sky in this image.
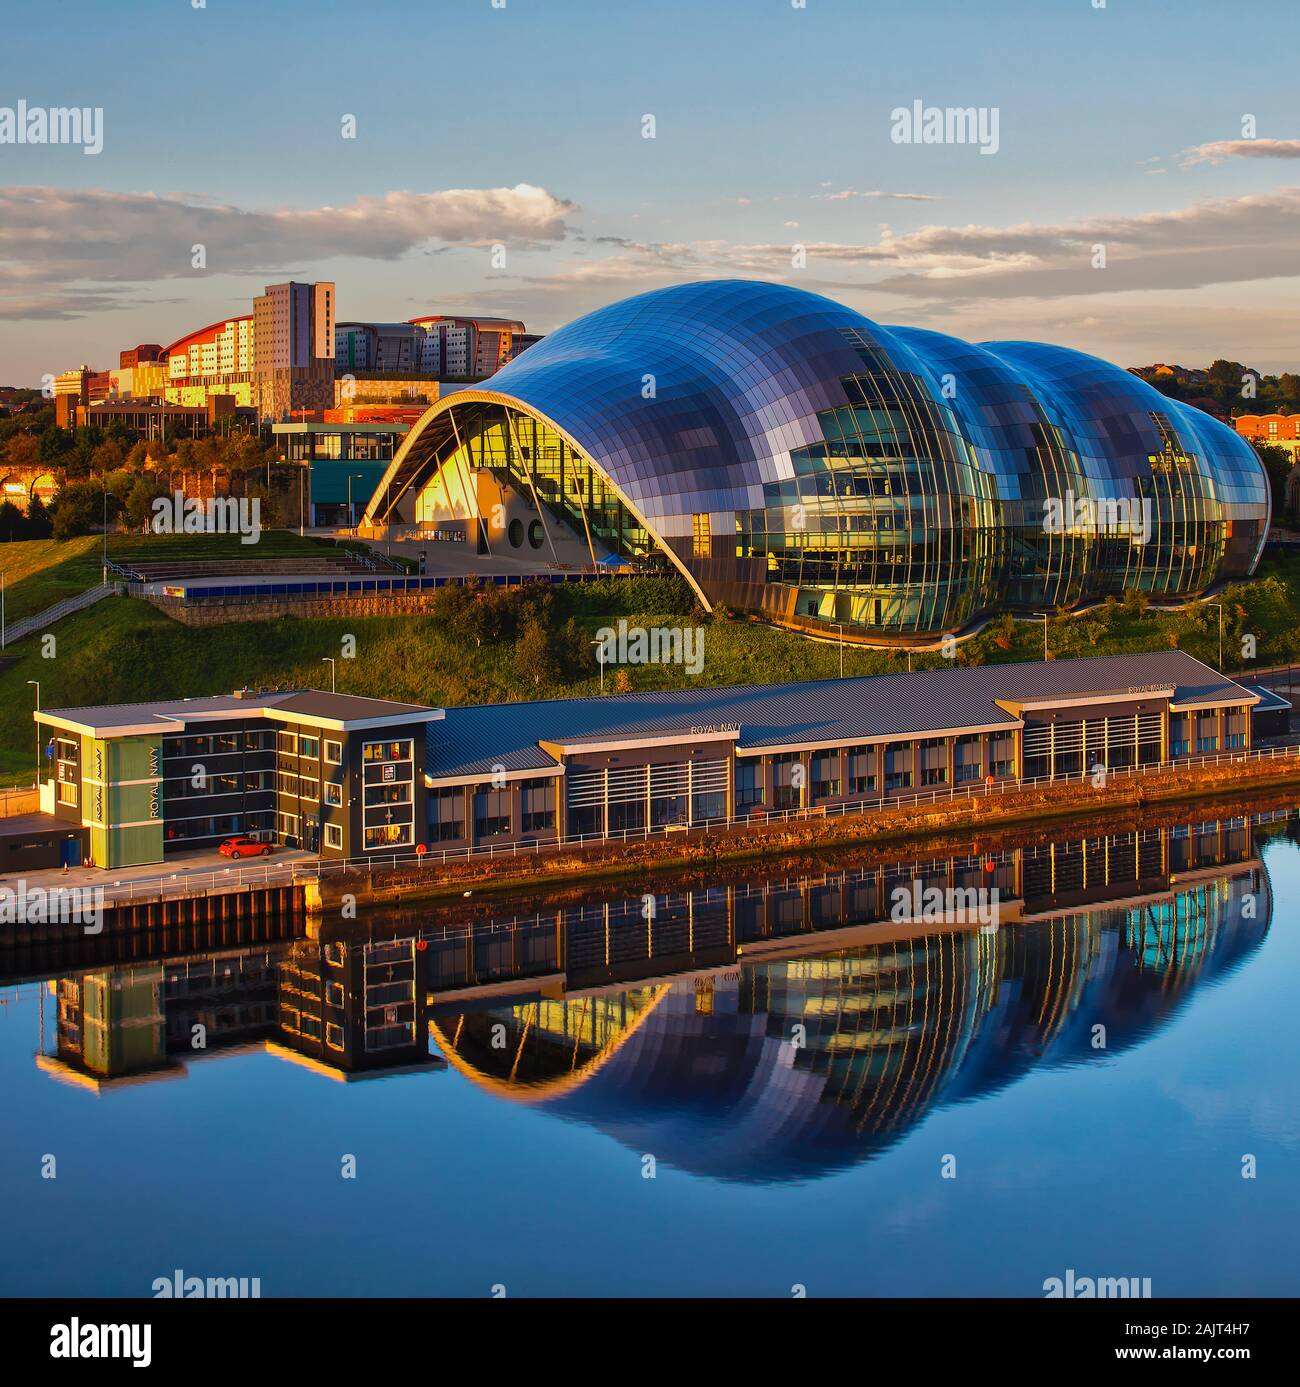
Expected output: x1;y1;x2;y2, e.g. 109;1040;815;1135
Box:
2;0;1299;382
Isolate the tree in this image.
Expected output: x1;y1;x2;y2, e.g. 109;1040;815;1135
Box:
49;481;107;540
25;493;53;538
1249;443;1295;524
0;500;25;542
513;617;561;686
125;477;162;532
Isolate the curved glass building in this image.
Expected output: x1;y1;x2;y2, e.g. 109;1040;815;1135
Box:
362;280;1270;639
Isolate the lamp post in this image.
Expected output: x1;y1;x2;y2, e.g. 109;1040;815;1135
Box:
321;657;336;693
27;680;39;788
590;639;605;695
1035;613;1049;661
347;473;366;534
833;623;845;679
1205;602;1224;670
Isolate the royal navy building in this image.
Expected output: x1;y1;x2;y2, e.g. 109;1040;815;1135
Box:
30;652;1285;867
422;651;1274;850
34;691;443;868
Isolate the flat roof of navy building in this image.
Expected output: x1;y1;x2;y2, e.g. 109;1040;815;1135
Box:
425;650;1252;781
37;688;442;737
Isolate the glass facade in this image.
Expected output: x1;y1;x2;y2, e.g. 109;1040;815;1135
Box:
368;281;1270;638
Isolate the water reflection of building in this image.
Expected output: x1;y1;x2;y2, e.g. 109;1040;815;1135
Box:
28;814;1282;1140
430;820;1275;1182
36;938;436;1090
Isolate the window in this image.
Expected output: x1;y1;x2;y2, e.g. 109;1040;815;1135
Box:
57;781;78;806
277;732;298;755
432;787;464;840
364;823;410;849
325;740;342;765
772;753;803;810
364;740;412;762
735;761;763;809
692;512;712;558
519;777;556;833
847;746;876;795
324;781;342;807
300;777;320;802
325;823;342;849
811;750;840;800
473;785;511;838
884;743;913;791
299;736;320;760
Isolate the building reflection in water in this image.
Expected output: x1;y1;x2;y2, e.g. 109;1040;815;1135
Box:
429;815;1279;1181
25;812;1289;1181
36;936;437;1089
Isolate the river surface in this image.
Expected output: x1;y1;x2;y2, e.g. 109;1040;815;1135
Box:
3;805;1298;1298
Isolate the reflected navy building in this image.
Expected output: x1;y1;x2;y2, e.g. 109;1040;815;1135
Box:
25;814;1284;1178
363;280;1270;638
431;823;1274;1182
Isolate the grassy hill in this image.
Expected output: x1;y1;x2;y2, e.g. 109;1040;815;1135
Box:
1;539;1297;786
0;531;361;627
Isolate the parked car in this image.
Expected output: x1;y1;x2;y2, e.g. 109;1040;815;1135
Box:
218;837;274;859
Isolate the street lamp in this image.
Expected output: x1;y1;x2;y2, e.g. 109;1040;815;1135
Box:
1205;602;1224;670
27;680;39;788
346;473;366;534
833;623;845;679
590;639;605;695
1034;613;1049;662
321;657;336;693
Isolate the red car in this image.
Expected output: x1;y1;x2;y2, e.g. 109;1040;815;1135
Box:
218;836;274;859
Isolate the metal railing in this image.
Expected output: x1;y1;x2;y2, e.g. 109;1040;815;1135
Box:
96;858;314;904
1;582;116;649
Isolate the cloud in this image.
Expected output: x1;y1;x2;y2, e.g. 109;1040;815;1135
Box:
472;184;1300;336
1179;138;1300;167
0;183;575;318
816;189;943;202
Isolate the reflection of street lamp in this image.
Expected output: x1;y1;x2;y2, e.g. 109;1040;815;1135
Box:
27;680;39;787
1205;601;1223;670
590;640;605;695
321;657;336;693
833;623;845;679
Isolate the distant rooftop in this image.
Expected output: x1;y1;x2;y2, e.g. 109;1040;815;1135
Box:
426;651;1255;780
37;689;442;737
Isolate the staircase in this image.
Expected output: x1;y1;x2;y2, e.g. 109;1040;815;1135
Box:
1;583;116;649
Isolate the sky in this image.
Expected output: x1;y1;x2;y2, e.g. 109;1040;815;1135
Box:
1;0;1298;385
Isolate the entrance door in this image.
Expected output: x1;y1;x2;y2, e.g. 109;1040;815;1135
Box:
60;836;82;868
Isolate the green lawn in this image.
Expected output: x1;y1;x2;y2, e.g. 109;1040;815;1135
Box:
0;530;363;627
1;543;1298;786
